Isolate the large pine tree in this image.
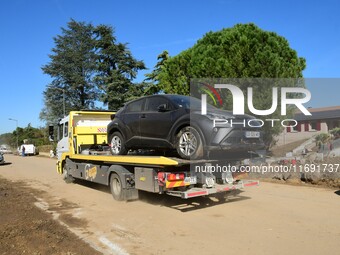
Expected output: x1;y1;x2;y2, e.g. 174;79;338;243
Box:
40;19;145;122
94;25;145;110
41;19;98;123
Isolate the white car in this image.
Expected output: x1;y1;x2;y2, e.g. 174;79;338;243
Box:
18;144;38;156
0;146;12;154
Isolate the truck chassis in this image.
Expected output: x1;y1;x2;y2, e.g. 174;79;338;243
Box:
58;154;259;201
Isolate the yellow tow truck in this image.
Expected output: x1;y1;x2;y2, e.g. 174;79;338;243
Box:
53;110;258;201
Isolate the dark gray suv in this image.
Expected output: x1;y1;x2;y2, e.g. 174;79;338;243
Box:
107;95;264;160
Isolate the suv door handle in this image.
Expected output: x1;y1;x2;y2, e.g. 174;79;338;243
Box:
140;114;146;118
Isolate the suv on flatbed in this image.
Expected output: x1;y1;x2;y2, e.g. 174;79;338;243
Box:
107;95;264;160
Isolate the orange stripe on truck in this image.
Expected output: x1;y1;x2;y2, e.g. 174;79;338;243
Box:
165;180;190;189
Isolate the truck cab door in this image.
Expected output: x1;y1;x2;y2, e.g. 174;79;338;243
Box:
57;116;70;160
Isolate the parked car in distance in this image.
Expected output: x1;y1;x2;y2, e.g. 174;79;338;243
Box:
107;94;264;160
0;145;12;154
0;152;4;164
18;144;39;156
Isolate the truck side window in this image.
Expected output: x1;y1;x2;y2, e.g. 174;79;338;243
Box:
64;122;69;137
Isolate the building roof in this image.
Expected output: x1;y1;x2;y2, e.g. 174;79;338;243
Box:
294;106;340;121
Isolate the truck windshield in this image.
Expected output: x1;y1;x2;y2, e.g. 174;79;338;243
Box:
57;124;63;141
64;122;68;137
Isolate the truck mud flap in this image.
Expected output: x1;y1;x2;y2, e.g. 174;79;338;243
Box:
122;188;139;201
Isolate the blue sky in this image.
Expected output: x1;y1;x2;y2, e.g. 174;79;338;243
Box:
1;0;339;134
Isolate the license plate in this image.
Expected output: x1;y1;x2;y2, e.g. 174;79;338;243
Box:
184;176;197;184
245;131;260;138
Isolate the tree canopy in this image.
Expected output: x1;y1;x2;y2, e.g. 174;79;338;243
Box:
41;20;98;123
94;25;145;109
0;124;49;148
154;23;306;94
144;50;169;95
40;19;145;122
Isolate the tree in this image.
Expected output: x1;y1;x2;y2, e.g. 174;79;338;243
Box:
150;23;306;146
0;133;13;147
330;128;340;139
155;23;306;92
144;50;169;94
315;133;330;145
94;25;146;110
41;20;146;122
0;125;49;148
41;19;99;123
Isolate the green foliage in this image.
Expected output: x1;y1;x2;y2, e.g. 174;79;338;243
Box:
144;50;169;95
315;133;330;144
0;133;13;147
41;19;145;121
330;128;340;138
149;23;306;147
37;144;55;153
155;23;305;93
41;19;99;123
0;124;49;148
94;25;146;110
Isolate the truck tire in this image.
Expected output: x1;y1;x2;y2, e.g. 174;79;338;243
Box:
176;126;203;160
110;173;126;201
63;166;75;183
110;132;128;155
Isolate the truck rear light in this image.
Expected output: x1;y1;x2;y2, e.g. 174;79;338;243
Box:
158;172;166;182
167;173;185;181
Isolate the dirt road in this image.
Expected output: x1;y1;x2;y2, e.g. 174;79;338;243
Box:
1;154;340;255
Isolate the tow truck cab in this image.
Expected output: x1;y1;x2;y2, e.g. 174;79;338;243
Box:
55;111;113;159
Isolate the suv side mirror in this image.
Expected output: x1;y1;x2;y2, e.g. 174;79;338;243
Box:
157;104;168;112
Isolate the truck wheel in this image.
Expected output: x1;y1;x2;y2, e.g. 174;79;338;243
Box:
110;173;126;201
110;132;127;155
176;126;203;160
63;166;75;183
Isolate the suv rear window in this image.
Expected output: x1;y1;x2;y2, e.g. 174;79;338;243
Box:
126;99;143;112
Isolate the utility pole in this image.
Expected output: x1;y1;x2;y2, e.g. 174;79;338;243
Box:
8;118;18;149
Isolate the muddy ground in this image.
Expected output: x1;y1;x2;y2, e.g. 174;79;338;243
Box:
0;177;101;255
